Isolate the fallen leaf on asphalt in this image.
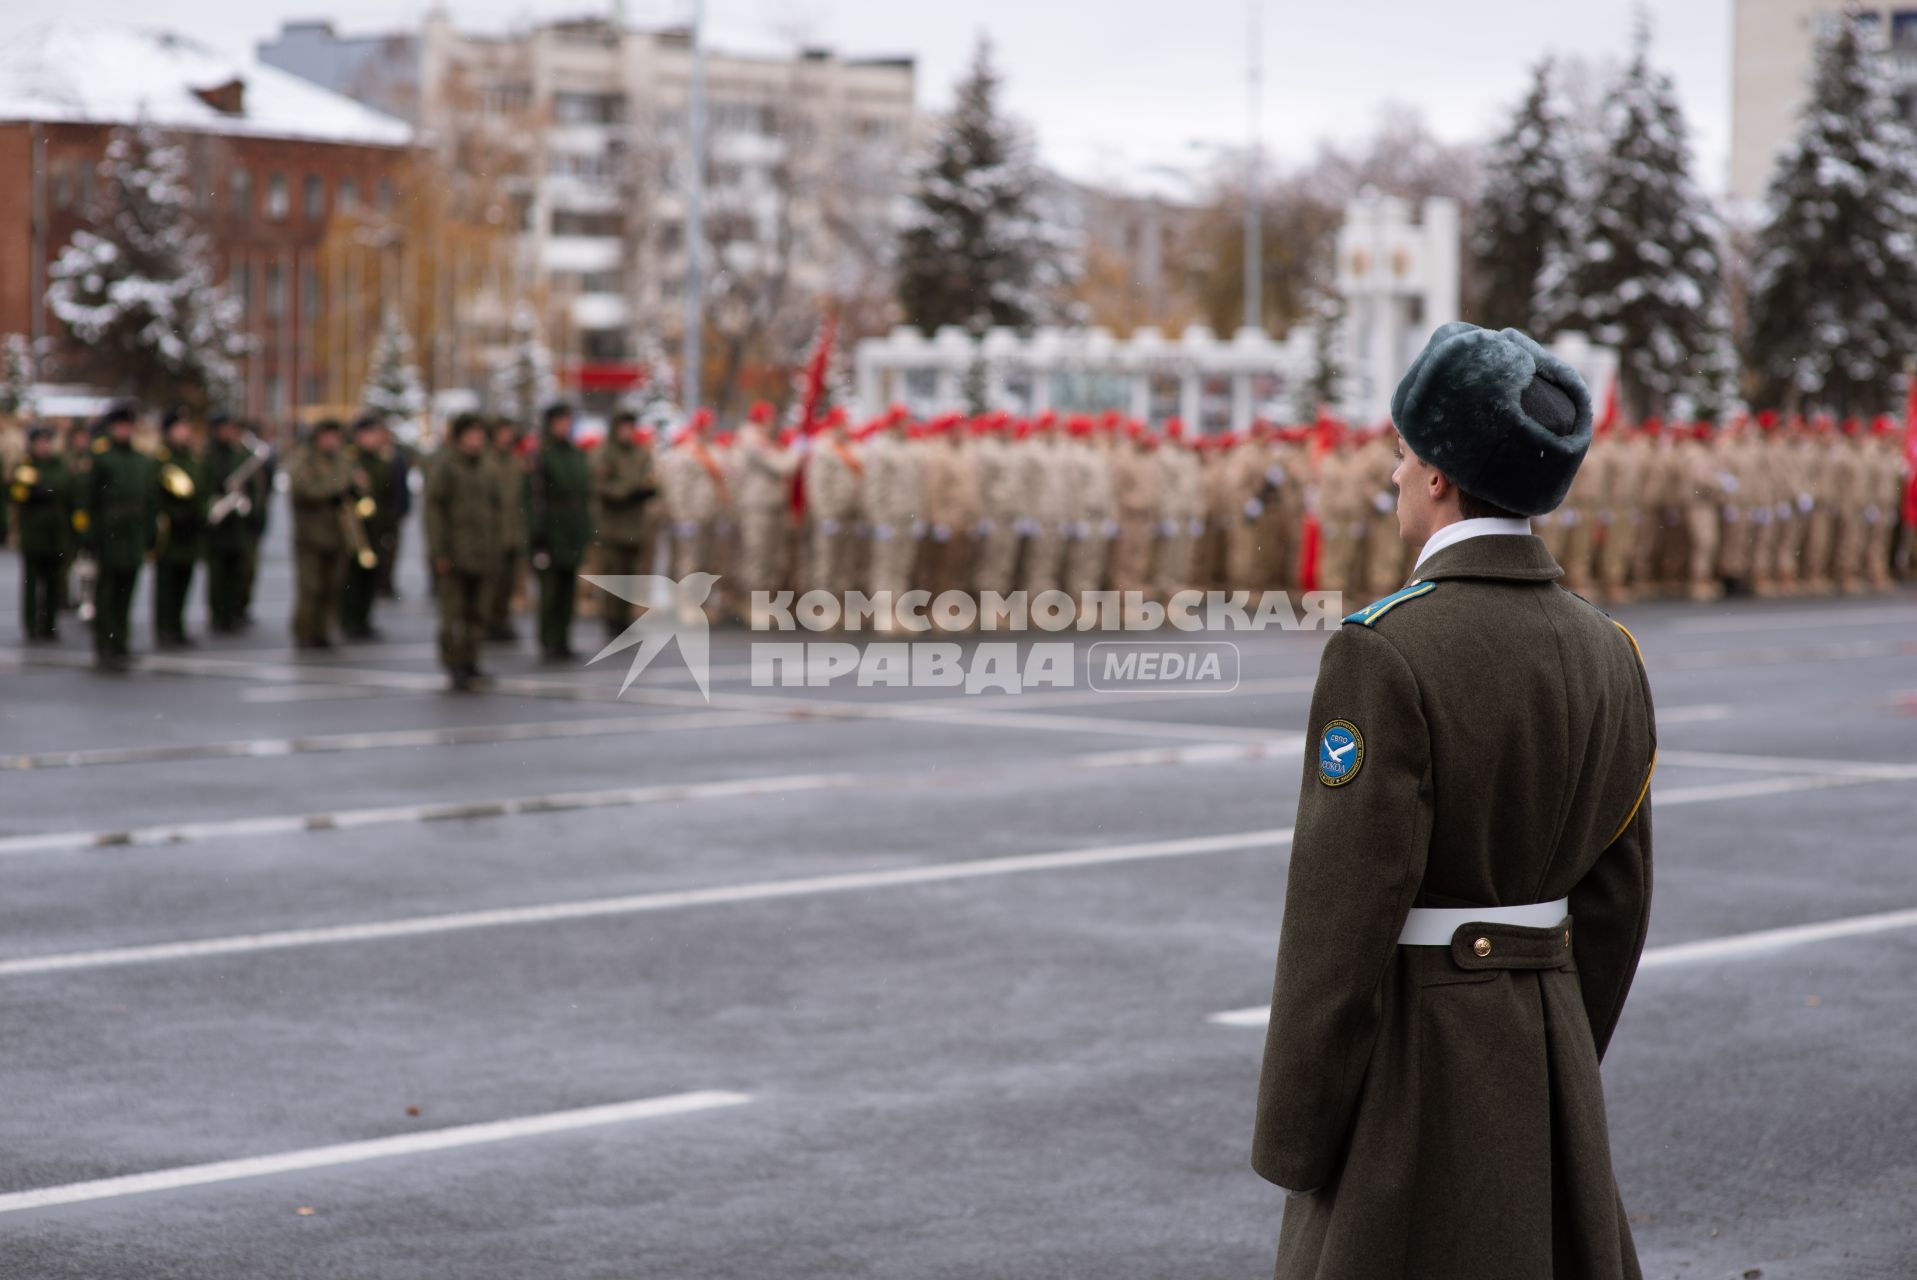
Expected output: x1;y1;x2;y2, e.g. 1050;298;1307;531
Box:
406;1105;421;1117
295;1207;316;1216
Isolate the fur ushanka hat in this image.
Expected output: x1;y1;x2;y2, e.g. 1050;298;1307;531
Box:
1390;321;1593;517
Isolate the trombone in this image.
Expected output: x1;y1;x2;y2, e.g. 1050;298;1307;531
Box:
208;434;272;526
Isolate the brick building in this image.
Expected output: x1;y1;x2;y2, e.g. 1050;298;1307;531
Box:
0;23;413;420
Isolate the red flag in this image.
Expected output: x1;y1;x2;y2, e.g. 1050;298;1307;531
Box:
1298;516;1322;593
790;311;837;518
1597;374;1620;435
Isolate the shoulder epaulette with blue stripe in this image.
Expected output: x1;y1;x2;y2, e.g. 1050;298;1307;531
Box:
1344;580;1438;627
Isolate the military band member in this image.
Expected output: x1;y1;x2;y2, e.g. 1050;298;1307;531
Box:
10;425;72;641
81;404;155;670
151;409;206;647
288;418;355;650
1255;323;1654;1277
426;414;503;691
591;409;661;639
487;418;529;642
338;414;392;640
527;402;591;660
202;412;267;633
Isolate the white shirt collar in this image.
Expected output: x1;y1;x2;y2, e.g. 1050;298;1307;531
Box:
1411;516;1533;575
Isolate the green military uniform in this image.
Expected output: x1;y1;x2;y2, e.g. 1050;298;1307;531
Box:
527;433;592;657
201;435;268;633
287;441;355;648
151;445;206;645
82;437;155;665
340;445;395;638
239;448;273;624
1254;323;1655;1279
10;450;74;639
425;444;503;685
590;433;659;637
486;440;528;640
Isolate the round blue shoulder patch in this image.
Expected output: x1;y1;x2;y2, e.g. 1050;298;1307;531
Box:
1318;720;1364;787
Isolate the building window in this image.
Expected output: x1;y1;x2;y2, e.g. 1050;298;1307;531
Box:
377;179;395;211
231;262;251;322
265;264;284;320
551;209;623;236
231;168;252;217
339;178;358;212
302;374;323;406
265;173;289;220
266;376;284;415
582;329;626;360
302;265;320;322
304;175;325;221
554;91;627;124
52;166;74;211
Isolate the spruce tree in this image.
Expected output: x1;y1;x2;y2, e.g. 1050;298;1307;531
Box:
362;308;427;422
896;38;1062;333
47;122;244;407
1293;291;1346;422
1543;29;1727;419
0;335;34;419
1472;60;1578;335
489;303;556;427
1746;13;1917;417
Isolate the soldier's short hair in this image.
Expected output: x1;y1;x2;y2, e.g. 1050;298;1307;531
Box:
542;401;574;428
451;413;486;439
352;412;386;434
310;418;343;440
611;410;639;429
100;403;138;431
1456;486;1523;521
208;410;235;430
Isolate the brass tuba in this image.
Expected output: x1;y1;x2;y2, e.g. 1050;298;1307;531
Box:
340;468;379;570
160;462;195;499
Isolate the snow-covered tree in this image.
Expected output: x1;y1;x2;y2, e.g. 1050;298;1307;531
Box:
1293;290;1346;422
1541;28;1728;419
46;122;244;408
1472;59;1580;335
361;307;427;422
896;38;1066;333
1746;13;1917;417
0;334;34;419
489;303;556;426
623;327;679;428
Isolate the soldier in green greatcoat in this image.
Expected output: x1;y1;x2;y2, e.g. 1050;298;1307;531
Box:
237;419;275;628
590;409;660;641
339;414;395;640
486;417;528;642
9;426;73;641
80;404;155;670
426;413;504;691
151;409;206;647
201;412;267;634
527;402;591;660
288;419;356;650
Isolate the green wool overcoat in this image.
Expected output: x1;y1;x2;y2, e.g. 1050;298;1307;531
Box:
1254;532;1656;1280
527;436;592;568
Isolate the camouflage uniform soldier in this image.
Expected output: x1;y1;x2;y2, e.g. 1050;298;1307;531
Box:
527;402;592;659
426;414;503;691
288;418;356;650
591;410;661;638
1020;414;1070;601
339;415;393;640
1360;426;1408;598
10;426;72;641
81;406;155;669
1864;417;1905;591
1063;415;1117;605
1153;420;1202;600
202;413;267;633
151;410;206;647
1109;424;1161;597
1557;427;1601;596
1312;426;1368;603
486;419;528;642
1826;418;1871;593
971;415;1022;597
863;410;923;628
1598;423;1650;604
1225;422;1274;594
803;409;863;602
661;409;730;623
732;404;797;625
1685;422;1728;601
921;415;983;620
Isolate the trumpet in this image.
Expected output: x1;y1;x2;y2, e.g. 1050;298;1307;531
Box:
160;462;195;499
74;553;98;623
10;462;39;505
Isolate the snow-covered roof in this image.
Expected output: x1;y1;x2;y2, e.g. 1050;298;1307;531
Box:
0;22;413;148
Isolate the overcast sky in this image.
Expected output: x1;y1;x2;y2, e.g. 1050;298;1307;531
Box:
16;0;1734;194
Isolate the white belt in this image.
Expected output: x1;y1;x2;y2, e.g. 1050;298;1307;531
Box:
1398;899;1570;946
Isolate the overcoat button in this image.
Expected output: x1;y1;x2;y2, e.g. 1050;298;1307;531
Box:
1473;937;1493;957
1564;929;1572;947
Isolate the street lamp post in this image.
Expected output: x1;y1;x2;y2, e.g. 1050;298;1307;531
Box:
682;0;707;412
1244;0;1263;333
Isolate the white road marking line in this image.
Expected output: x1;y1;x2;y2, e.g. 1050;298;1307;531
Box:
0;829;1295;977
0;738;1302;856
1658;749;1917;781
0;1091;750;1215
1669;605;1917;634
1208;903;1917;1029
